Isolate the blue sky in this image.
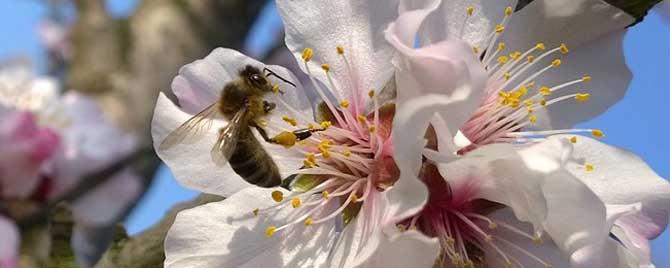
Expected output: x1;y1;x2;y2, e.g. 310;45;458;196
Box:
1;0;668;265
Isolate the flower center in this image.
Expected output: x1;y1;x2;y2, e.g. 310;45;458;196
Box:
459;6;603;152
255;46;398;237
408;164;552;268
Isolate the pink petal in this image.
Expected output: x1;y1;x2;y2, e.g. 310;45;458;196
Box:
0;216;19;268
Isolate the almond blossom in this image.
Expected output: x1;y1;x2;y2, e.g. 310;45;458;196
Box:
385;0;670;267
155;0;440;267
0;62;141;267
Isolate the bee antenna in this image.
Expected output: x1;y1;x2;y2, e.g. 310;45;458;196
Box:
263;67;297;88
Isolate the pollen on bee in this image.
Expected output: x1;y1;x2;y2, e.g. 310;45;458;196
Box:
265;226;277;237
591;129;605;138
339;100;350;108
575;93;590;103
271;190;284;202
584;163;595;172
302;48;314;62
291;197;302;208
569;136;578;144
273;131;298;147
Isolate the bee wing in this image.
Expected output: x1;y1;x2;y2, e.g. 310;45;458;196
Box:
210;106;248;167
158;102;220;151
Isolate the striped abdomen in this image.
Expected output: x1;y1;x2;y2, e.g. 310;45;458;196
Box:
228;133;281;187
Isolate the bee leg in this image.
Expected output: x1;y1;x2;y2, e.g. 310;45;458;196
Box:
251;122;274;143
263;101;276;114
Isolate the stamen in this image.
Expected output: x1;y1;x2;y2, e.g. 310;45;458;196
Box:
584;163;594;172
272;191;284;202
265;226;277;237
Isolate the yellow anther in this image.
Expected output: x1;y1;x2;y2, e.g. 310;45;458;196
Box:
339;100;350;108
497;43;506;51
356;114;367;123
368;126;376;133
472;46;479;54
529;114;537;124
551;59;562;67
536;42;546;50
523;99;534;107
282;115;297;126
559;43;570;54
540;99;547;106
510;51;522;61
584;163;594;172
527;82;536;88
343;148;352;157
336;46;345;55
505;6;513;16
318;144;331;159
527;55;536;63
304;153;317;167
252;208;260;216
503;72;512;81
265;226;277;237
321;64;331;72
591;129;604;138
320;121;332;129
351;194;360;203
368;89;375;98
302;48;313;62
322;191;330;199
307;123;315;130
582;75;592;83
291;197;302;208
533;234;544;245
489;222;498;229
539;86;552;96
527;106;534;113
495;24;505;34
570;136;578;144
497;56;509;64
273;131;298;147
272;84;281;94
466;6;475;15
304;217;314;226
271;190;284;202
575;93;591;103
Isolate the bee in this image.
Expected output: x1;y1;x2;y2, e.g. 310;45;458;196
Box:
159;65;320;187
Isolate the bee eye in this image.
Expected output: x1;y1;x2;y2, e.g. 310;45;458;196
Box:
250;73;267;87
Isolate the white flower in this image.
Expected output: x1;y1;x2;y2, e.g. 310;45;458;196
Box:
0;62;142;267
155;0;440;266
385;0;670;267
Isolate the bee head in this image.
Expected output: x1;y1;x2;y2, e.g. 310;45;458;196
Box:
240;65;269;91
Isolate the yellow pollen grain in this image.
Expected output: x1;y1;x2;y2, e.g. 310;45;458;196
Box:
339;100;350;108
539;86;552;96
529;114;537;124
343;148;352;157
584;163;594;172
304;217;314;226
560;43;570;54
551;59;562;67
271;190;284;202
536;42;546;50
273;131;298;147
265;226;277;237
252;208;260;216
591;129;605;138
291;197;302;208
495;24;505;34
497;56;509;64
321;63;331;72
302;48;313;62
320;121;332;129
466;6;475;15
505;6;513;16
570;136;578;144
582;75;592;83
527;55;536;63
322;191;330;199
368;89;375;98
272;84;280;94
336;46;345;55
282;115;297;126
575;93;590;103
357;114;367;123
497;42;506;51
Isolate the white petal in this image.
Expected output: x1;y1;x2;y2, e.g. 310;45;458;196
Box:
0;216;19;267
363;230;439;268
276;0;398;106
71;171;142;226
415;0;517;48
164;187;337;268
